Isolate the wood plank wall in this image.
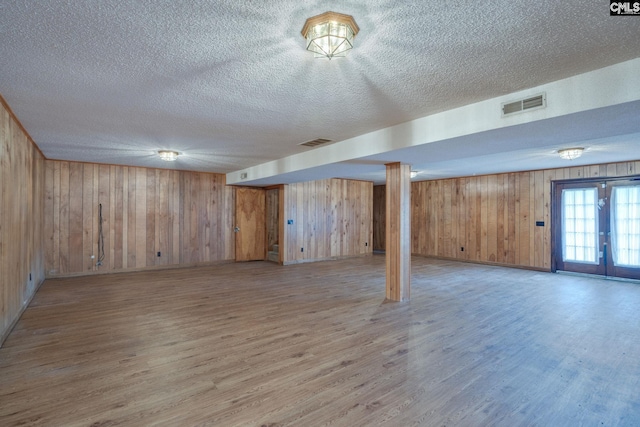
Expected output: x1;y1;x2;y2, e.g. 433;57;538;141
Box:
282;179;373;264
1;97;45;345
406;161;640;270
43;160;235;277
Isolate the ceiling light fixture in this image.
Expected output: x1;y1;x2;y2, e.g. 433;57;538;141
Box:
558;147;584;160
410;170;419;178
301;11;359;59
158;150;179;161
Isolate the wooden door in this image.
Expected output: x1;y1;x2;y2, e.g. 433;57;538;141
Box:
235;187;266;262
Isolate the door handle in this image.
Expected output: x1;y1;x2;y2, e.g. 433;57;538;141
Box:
598;198;606;209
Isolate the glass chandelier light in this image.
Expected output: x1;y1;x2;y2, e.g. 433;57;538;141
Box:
558;147;584;160
158;150;179;161
301;12;359;59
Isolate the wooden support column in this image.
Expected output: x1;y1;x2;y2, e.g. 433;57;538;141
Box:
385;162;411;301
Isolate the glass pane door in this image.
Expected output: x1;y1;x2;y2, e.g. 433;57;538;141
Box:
554;179;640;280
608;183;640;279
554;182;606;276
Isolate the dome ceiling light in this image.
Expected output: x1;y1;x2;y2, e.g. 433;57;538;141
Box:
558;147;584;160
158;150;180;161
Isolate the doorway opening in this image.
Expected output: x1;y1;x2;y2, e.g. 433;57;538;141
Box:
266;188;280;263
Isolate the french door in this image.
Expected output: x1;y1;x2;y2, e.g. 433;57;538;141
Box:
554;179;640;280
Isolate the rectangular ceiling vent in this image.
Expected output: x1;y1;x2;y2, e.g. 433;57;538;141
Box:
501;93;546;117
299;138;333;148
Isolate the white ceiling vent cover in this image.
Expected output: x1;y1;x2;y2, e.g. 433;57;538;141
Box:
502;93;546;117
299;138;333;147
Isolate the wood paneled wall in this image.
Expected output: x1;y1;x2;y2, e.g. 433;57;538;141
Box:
1;97;45;345
44;161;235;277
282;179;373;264
408;161;640;270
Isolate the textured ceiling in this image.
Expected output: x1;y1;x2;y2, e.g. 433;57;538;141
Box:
1;1;640;183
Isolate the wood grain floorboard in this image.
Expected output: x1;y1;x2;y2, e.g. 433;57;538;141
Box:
1;256;639;426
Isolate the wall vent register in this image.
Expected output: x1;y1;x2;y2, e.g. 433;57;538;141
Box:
299;138;333;148
502;93;546;116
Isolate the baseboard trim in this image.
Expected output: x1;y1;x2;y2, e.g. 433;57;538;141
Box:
0;277;46;348
282;253;372;266
412;254;549;273
45;259;235;279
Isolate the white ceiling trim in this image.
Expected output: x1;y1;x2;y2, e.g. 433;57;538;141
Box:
228;59;640;185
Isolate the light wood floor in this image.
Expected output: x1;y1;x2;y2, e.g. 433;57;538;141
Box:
1;256;639;426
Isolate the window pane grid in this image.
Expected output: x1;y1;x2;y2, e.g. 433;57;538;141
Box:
562;188;598;264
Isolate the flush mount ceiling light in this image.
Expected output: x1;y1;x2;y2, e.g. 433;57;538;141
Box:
301;11;359;59
158;150;179;161
410;170;419;179
558;147;584;160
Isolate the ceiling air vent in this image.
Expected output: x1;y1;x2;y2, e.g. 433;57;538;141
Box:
501;93;546;117
299;138;333;148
